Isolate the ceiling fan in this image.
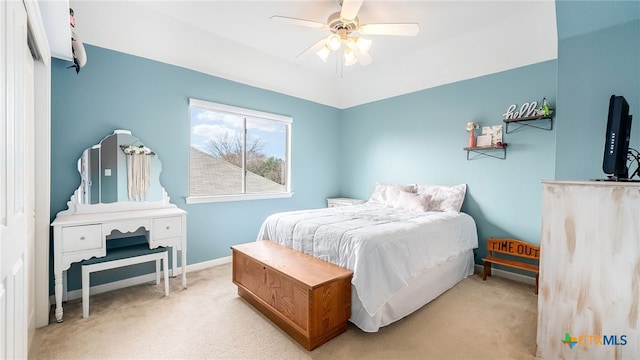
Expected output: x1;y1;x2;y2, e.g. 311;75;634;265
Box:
270;0;420;68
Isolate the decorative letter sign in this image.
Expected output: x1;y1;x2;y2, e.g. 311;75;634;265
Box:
503;101;539;120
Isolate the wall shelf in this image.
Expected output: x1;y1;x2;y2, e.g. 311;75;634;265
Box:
464;145;507;160
503;114;553;133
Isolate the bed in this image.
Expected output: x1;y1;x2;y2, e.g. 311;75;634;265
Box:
256;183;478;332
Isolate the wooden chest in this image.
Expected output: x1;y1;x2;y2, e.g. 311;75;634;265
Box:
231;241;353;350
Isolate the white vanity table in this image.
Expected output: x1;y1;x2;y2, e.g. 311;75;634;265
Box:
51;130;187;322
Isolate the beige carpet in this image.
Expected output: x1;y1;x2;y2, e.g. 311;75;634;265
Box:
29;263;538;360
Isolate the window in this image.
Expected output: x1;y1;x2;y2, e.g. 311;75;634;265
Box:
187;99;292;204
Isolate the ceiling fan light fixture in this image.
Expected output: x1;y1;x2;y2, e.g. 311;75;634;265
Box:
326;34;342;51
344;47;358;66
355;37;372;53
345;37;356;49
316;46;331;62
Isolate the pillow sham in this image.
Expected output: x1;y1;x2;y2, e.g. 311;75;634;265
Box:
394;191;430;212
416;184;467;212
384;186;411;208
367;183;387;204
367;183;415;205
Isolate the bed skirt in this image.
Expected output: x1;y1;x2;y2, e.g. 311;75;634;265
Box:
349;250;475;332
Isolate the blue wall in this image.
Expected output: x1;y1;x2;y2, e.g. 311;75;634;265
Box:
555;1;640;180
51;45;341;290
338;61;557;261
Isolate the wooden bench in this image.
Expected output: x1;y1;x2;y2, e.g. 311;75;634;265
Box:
231;241;353;350
81;244;169;318
482;238;540;294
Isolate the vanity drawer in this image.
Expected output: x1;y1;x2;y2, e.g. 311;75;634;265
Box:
153;216;182;240
62;224;103;252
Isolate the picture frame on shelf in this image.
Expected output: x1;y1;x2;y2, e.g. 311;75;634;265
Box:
477;135;492;147
480;125;503;146
491;125;503;145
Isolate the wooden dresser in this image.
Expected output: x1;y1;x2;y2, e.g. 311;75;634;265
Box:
231;241;353;350
537;181;640;359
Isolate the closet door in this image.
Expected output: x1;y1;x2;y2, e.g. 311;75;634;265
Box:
1;0;34;358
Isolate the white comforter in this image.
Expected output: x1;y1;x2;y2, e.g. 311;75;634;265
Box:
256;203;478;317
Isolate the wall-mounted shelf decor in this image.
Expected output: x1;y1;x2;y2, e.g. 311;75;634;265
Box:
503;114;553;133
501;97;554;133
463;145;507;160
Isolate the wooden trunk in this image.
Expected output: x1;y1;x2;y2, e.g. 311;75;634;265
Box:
537;181;640;359
231;241;353;350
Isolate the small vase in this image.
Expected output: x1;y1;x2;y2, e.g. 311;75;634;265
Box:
468;131;476;148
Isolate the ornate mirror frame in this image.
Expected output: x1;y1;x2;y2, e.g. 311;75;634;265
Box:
59;129;175;215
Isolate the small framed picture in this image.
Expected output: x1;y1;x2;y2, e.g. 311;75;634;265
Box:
491;125;503;145
477;135;492;147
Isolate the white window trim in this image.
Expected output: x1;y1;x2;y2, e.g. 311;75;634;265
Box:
186;98;292;204
186;192;294;204
189;99;293;125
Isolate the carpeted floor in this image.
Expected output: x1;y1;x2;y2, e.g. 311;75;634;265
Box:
29;263;538;360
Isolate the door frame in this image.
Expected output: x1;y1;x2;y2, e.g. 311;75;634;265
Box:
23;0;52;329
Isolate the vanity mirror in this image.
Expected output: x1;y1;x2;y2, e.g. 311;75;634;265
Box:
63;129;172;215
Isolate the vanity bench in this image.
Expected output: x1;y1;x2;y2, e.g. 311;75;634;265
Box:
81;243;170;318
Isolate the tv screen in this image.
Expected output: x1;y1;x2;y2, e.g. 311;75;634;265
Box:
603;95;633;180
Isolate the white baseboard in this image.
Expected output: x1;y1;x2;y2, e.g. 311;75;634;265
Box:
51;258;531;304
49;256;233;304
474;264;536;286
186;256;232;272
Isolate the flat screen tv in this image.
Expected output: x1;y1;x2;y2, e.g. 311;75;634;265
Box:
602;95;633;180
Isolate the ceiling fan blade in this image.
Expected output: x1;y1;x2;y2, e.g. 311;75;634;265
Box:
270;15;327;29
340;0;364;21
359;23;420;36
296;37;328;59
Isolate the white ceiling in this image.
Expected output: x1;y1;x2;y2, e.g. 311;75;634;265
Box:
63;0;558;109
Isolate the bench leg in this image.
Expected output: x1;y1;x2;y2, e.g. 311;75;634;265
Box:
483;262;491;281
163;252;169;297
172;247;177;278
82;266;90;319
155;259;161;285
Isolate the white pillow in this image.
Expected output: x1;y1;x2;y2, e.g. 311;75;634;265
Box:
416;184;467;212
394;191;430;212
367;183;415;205
384;187;410;208
367;183;387;204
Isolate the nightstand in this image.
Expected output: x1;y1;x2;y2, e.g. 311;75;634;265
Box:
326;198;366;208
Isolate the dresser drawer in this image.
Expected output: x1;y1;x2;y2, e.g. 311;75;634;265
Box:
152;216;182;240
62;225;102;252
